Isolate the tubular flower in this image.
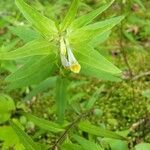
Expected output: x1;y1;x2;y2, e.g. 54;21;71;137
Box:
60;37;81;73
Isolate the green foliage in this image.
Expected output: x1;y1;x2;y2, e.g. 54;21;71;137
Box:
69;0;114;29
0;40;57;60
25;76;57;100
0;0;149;149
103;138;128;150
61;143;83;150
15;0;57;39
74;45;122;81
6;55;56;89
55;77;69;124
9;26;41;43
142;90;150;98
0;94;15;124
10;121;41;150
73;134;103;150
0;126;24;150
85;85;104;110
69;16;124;45
134;143;150;150
0;0;123;90
24;113;64;133
60;0;79;31
78;121;126;140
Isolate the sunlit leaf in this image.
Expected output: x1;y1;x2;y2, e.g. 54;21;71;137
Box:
6;55;56;89
0;94;15;124
78;121;126;140
25;76;57;100
60;0;79;31
135;143;150;150
55;77;69;124
142;89;150;98
0;126;24;150
24;113;64;133
74;45;122;81
73;134;103;150
70;0;114;29
0;40;57;60
85;85;104;110
103;138;128;150
15;0;57;38
61;142;84;150
10;121;41;150
69;16;124;44
9;26;41;43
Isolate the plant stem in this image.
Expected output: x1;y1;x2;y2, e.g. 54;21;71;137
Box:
52;109;93;150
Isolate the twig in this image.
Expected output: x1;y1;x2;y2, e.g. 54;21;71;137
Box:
119;1;135;100
132;71;150;80
119;1;133;78
52;110;93;150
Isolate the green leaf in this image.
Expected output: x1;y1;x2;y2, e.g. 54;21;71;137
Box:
85;85;104;110
25;76;57;100
6;55;56;89
0;94;15;124
69;16;124;44
142;89;150;98
103;138;128;150
90;31;111;47
70;0;114;29
73;134;103;150
61;143;84;150
0;40;57;60
55;77;69;124
24;113;64;133
135;143;150;150
133;0;146;11
0;126;24;150
74;45;122;81
78;121;126;140
9;26;41;43
10;121;41;150
60;0;79;31
15;0;57;38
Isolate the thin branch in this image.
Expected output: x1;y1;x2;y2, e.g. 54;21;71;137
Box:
132;71;150;80
52;110;93;150
119;1;133;78
119;1;135;100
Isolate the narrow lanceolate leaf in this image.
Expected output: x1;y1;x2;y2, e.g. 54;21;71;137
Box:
0;40;57;60
6;55;56;89
90;31;111;46
85;85;104;110
69;16;124;44
78;121;127;140
74;45;122;81
73;134;103;150
15;0;57;38
61;143;84;150
9;26;41;43
10;121;40;150
55;77;68;124
24;113;64;133
70;0;115;29
60;0;79;31
25;76;57;100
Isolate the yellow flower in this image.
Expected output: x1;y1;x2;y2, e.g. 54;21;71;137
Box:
70;63;81;73
60;37;81;73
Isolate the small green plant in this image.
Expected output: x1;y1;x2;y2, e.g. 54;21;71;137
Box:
0;0;129;149
0;0;124;87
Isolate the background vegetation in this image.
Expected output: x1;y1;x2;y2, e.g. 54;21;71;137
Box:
0;0;150;149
